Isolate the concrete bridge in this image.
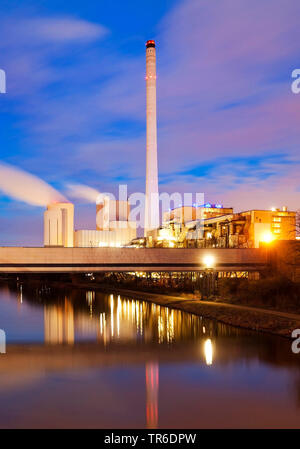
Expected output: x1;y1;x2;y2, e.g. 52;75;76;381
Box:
0;247;269;273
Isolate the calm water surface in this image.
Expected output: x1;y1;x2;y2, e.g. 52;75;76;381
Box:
0;282;300;429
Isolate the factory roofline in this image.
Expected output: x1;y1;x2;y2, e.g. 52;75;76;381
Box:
203;214;235;224
167;207;295;215
200;209;296;225
167;204;232;212
239;209;295;214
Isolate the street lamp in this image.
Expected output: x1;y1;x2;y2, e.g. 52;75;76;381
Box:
202;255;216;299
203;255;215;269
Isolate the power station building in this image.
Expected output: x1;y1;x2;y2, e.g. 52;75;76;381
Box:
96;197;130;230
44;202;74;247
163;204;234;226
159;205;296;249
42;40;297;251
194;207;296;249
74;227;136;248
74;196;136;248
44;197;136;248
146;204;297;249
148;204;234;248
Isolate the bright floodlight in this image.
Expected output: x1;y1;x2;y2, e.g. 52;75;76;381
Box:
203;255;215;268
261;231;273;244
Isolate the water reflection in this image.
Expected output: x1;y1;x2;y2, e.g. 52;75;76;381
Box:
204;338;213;366
44;298;74;345
1;283;300;428
146;363;159;429
43;290;210;347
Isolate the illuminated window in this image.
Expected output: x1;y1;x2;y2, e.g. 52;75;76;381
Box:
273;217;281;222
273;229;281;234
272;223;281;228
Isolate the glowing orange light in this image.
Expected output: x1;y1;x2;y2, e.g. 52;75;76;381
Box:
204;339;213;366
260;231;273;244
203;255;215;268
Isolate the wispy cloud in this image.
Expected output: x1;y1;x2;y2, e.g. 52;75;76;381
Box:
20;17;108;42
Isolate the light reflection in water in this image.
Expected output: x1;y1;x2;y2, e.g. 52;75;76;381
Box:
43;292;214;349
18;284;23;304
86;291;95;317
110;294;114;337
43;292;215;427
44;298;74;345
204;338;213;366
2;284;300;429
146;363;159;429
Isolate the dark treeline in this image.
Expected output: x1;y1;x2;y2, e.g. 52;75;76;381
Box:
218;277;300;312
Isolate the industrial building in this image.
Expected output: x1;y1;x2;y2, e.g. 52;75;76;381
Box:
44;202;74;247
148;204;234;248
156;205;296;249
42;39;297;252
74;227;136;248
44;196;136;249
75;196;136;248
96;197;130;230
195;208;296;249
163;204;233;226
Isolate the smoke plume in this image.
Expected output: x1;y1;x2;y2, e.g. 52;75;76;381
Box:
66;183;101;203
0;162;66;206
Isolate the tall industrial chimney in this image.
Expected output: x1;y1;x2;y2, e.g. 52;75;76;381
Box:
144;40;159;235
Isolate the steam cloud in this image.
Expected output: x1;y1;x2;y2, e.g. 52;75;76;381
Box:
66;183;101;203
0;162;66;206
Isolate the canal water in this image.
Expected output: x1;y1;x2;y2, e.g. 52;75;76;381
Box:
0;282;299;429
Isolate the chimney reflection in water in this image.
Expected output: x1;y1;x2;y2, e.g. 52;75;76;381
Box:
42;291;216;428
146;363;159;429
44;298;74;345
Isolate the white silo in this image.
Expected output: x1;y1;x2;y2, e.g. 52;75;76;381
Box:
44;202;74;247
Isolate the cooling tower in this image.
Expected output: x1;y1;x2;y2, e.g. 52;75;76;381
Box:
44;202;74;247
